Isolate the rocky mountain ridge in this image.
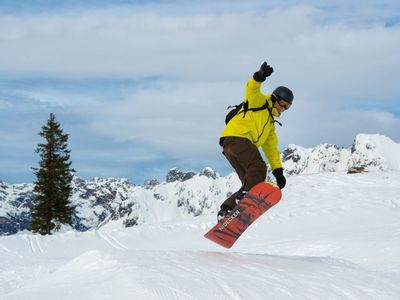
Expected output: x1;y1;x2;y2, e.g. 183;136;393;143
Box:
1;133;399;235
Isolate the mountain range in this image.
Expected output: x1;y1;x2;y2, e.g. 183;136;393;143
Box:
1;133;399;236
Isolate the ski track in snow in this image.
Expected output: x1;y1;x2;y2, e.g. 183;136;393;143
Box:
97;231;129;251
1;171;400;299
23;235;44;256
0;243;11;253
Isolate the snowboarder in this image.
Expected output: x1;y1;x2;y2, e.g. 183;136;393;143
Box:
217;62;293;221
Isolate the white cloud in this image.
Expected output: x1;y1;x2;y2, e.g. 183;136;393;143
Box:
279;103;400;148
1;5;399;98
1;2;400;181
85;80;241;158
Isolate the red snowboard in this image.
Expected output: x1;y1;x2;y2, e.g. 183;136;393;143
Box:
204;181;282;248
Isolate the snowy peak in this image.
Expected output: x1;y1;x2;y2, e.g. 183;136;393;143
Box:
166;167;197;182
282;143;348;175
282;133;400;175
349;133;400;170
199;167;219;179
165;167;219;182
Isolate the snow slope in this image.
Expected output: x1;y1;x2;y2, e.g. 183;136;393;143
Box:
1;170;400;299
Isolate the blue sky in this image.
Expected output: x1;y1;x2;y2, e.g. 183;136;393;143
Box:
1;0;400;184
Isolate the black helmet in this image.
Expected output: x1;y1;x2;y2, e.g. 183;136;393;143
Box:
272;86;294;104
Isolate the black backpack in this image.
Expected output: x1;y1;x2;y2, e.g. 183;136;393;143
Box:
225;100;275;124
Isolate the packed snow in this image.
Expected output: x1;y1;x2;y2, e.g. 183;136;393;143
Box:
1;170;400;299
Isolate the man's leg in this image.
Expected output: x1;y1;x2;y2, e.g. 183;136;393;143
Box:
221;137;267;208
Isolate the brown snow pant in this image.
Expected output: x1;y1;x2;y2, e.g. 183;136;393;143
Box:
220;137;267;209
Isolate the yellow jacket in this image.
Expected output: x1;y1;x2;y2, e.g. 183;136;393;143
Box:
220;76;282;170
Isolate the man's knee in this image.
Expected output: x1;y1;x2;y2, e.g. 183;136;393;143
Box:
244;161;267;190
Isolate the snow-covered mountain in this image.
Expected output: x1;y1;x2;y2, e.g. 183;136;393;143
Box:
0;168;238;236
1;133;399;236
282;133;400;175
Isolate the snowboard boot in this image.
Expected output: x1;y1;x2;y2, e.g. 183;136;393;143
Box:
234;190;247;204
217;205;232;222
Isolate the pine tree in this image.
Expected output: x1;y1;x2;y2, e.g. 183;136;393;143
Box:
30;113;75;235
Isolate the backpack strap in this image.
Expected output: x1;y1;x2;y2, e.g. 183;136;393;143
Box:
242;100;268;118
243;100;283;126
225;99;283;126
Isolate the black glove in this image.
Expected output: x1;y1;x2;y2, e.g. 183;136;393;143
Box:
253;62;274;82
272;168;286;189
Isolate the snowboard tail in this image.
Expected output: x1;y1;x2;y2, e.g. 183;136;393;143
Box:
204;182;281;248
